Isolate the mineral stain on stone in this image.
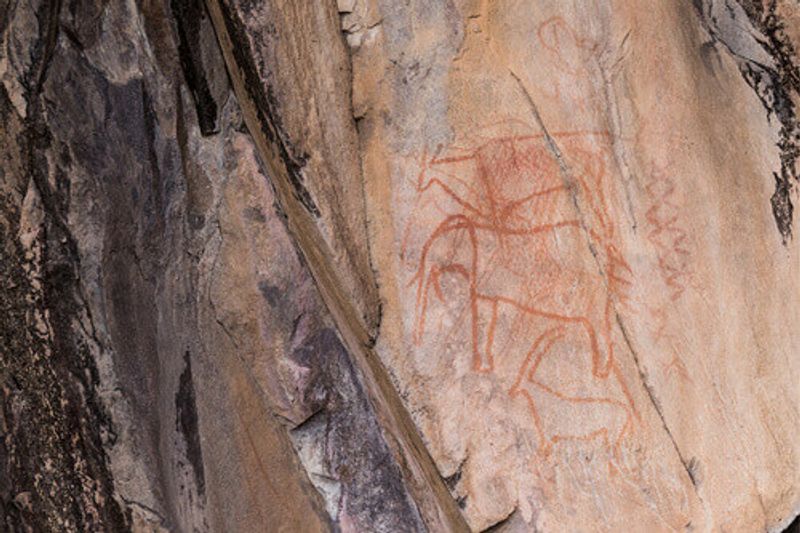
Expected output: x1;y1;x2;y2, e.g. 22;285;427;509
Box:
0;103;130;530
693;0;800;243
176;350;205;495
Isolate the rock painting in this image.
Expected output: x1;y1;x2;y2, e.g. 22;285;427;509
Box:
402;119;639;461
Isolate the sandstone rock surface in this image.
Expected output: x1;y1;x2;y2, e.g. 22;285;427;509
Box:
357;1;800;530
1;0;799;532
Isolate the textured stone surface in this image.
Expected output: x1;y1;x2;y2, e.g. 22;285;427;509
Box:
1;0;424;531
356;0;800;531
1;0;800;531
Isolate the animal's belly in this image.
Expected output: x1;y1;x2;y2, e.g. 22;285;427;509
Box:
474;227;603;317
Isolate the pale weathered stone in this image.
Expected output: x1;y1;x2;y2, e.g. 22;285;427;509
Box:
2;0;799;531
356;1;800;531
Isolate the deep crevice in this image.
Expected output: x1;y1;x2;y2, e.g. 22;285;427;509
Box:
211;1;321;217
615;315;703;498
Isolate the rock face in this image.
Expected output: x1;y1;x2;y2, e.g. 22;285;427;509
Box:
357;1;800;530
1;0;421;530
1;0;799;532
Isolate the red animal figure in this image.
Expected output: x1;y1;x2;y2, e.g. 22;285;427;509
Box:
405;120;637;459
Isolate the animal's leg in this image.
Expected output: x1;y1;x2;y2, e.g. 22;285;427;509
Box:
472;298;498;372
572;314;609;379
591;293;639;421
412;215;477;344
513;319;636;460
576;297;616;380
581;312;638;453
576;311;639;432
514;388;553;458
509;327;566;456
582;257;638;420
